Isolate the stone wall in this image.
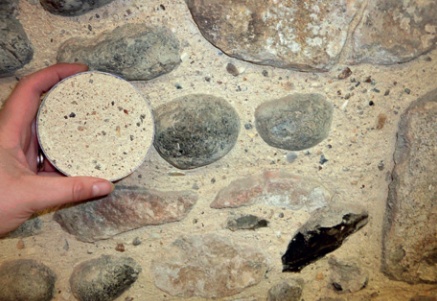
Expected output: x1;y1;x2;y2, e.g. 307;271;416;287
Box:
0;0;436;300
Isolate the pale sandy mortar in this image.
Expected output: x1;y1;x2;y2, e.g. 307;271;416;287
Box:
37;71;154;181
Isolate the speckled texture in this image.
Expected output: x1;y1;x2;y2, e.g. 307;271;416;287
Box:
37;71;153;181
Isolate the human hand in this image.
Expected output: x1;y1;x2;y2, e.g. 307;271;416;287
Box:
0;63;114;236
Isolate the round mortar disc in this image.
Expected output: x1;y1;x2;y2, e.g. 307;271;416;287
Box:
37;71;154;181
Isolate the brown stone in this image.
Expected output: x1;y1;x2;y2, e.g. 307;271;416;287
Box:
349;0;437;65
211;170;331;212
54;187;198;242
185;0;363;71
382;89;437;283
152;234;269;298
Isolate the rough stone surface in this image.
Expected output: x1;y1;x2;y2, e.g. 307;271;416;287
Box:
382;89;437;284
255;94;333;151
153;94;240;169
211;170;331;212
53;187;198;242
40;0;116;16
0;259;56;301
328;258;368;293
282;205;368;272
185;0;362;71
226;214;268;231
267;280;303;301
0;1;33;76
6;216;42;238
153;234;269;298
349;0;437;65
70;255;141;301
57;24;180;80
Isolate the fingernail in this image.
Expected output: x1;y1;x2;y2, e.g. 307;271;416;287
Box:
92;181;114;197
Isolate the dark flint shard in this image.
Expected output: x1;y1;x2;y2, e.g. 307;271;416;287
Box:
282;212;368;272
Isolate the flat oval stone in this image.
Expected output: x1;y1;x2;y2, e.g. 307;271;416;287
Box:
37;71;154;181
153;94;240;169
255;93;333;151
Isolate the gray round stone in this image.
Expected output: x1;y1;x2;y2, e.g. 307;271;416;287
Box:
40;0;115;16
0;11;33;76
153;94;240;169
70;255;141;301
0;259;56;301
255;93;333;151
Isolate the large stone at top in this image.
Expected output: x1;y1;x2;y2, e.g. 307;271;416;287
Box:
255;94;333;151
57;24;181;80
349;0;437;65
40;0;116;16
153;94;240;169
0;0;33;76
382;89;437;284
185;0;362;71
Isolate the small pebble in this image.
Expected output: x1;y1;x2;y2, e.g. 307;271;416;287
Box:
16;239;25;250
115;243;125;252
319;154;328;165
404;88;411;94
384;89;390;96
338;67;352;80
244;123;253;130
132;237;142;246
226;63;239;76
286;152;298;163
378;161;385;171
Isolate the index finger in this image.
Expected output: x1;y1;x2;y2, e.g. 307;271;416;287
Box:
0;63;88;131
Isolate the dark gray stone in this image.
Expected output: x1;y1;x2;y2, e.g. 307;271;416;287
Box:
70;255;141;301
153;94;240;169
40;0;115;16
6;216;42;238
153;234;268;298
0;259;56;301
255;94;333;151
282;205;368;272
57;23;180;80
185;0;363;71
349;0;437;65
54;187;198;242
382;89;437;283
267;280;303;301
226;214;268;231
328;258;368;293
0;1;33;76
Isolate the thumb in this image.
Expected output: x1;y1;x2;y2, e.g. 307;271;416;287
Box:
24;175;114;212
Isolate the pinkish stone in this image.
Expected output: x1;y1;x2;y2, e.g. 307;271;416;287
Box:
152;234;269;298
54;187;198;242
211;170;331;212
